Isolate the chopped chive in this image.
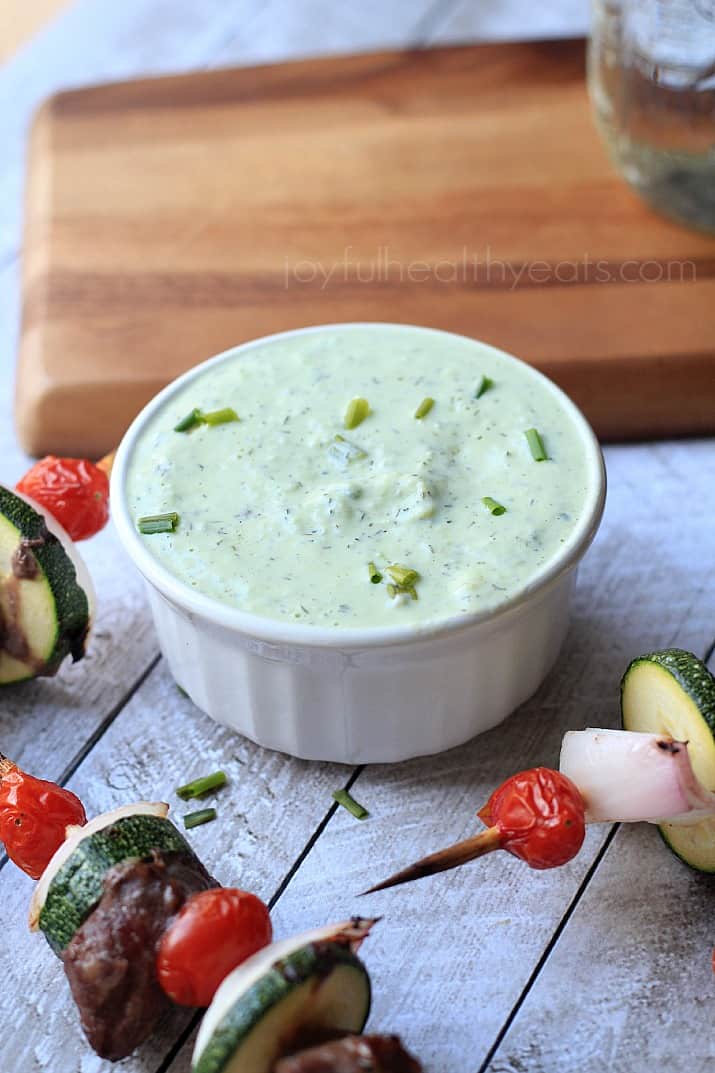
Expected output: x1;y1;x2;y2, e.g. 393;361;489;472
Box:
183;807;217;829
202;407;239;426
137;511;179;534
175;406;239;431
482;496;507;516
386;565;419;588
525;428;548;462
176;771;227;800
385;564;420;600
329;434;367;465
343;397;369;429
368;562;383;584
344;397;370;430
332;788;369;820
176;684;189;698
174;408;203;432
475;375;494;400
414;397;434;419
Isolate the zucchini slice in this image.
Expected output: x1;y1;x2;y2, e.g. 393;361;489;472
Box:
0;485;92;684
29;802;200;953
621;648;715;872
193;931;372;1073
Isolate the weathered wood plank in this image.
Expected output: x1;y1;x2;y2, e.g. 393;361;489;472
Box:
209;0;454;66
0;657;349;1073
160;440;715;1073
430;0;589;44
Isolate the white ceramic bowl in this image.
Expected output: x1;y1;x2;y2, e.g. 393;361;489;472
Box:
111;324;606;764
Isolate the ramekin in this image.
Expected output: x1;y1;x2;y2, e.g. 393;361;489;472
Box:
111;324;606;764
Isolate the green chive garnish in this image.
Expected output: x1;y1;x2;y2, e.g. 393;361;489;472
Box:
174;407;238;431
385;564;420;600
332;788;369;820
525;428;548;461
482;496;507;516
202;407;239;426
475;375;494;399
329;434;367;465
414;397;434;419
386;565;419;588
176;771;227;800
183;808;217;829
137;511;179;534
368;562;382;584
174;408;203;432
344;397;370;430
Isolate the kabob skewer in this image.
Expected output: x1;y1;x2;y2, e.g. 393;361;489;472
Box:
0;754;423;1071
365;767;586;895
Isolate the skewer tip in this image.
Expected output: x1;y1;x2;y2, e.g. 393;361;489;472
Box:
360;825;503;895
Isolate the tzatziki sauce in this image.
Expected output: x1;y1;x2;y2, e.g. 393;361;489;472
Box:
126;325;595;629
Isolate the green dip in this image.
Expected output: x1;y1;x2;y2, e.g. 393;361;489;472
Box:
126;325;595;629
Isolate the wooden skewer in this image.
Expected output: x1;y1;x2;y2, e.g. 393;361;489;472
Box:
362;825;503;895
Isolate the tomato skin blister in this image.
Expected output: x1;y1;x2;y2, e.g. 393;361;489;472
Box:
0;758;86;879
479;767;586;870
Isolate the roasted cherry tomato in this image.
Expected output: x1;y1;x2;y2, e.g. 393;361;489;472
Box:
478;767;585;870
17;456;110;541
157;888;272;1007
0;755;86;879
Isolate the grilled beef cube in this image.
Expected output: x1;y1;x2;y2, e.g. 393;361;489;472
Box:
63;850;216;1060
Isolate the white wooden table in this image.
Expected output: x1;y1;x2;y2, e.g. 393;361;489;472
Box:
1;4;713;1072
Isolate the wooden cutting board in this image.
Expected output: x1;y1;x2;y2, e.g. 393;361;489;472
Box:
17;39;715;456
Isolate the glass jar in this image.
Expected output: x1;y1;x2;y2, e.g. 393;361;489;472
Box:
588;0;715;232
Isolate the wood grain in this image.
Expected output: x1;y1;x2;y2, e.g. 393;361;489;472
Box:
16;39;715;457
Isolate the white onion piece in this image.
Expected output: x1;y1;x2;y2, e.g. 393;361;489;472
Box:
193;918;377;1066
559;729;715;825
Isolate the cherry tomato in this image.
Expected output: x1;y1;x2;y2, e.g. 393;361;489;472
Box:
157;888;272;1006
0;756;86;879
478;767;585;870
17;456;110;541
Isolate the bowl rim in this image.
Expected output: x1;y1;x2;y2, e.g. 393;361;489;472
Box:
111;322;606;649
